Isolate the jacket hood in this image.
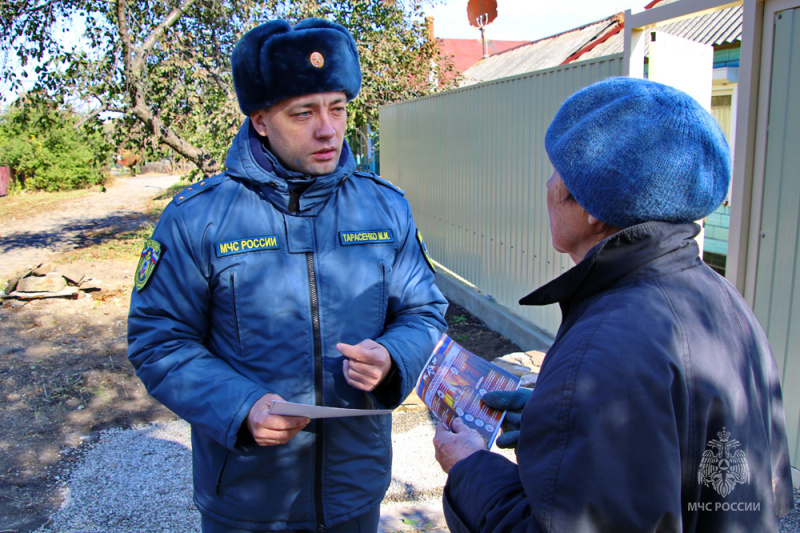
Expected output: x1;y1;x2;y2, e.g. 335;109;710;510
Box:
223;118;357;213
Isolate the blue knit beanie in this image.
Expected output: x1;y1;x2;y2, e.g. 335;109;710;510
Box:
545;77;731;228
231;18;361;115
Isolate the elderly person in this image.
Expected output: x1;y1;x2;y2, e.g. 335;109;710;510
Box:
128;18;447;532
433;77;793;532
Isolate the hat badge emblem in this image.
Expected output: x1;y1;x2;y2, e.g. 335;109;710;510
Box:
310;51;324;68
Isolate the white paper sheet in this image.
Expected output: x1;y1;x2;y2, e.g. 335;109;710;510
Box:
270;400;392;419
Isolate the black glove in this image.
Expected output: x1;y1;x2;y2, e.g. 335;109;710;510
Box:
482;388;532;449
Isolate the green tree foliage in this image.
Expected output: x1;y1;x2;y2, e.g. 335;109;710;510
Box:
1;0;456;178
0;99;112;191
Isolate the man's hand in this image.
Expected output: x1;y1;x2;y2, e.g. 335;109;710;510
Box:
433;418;487;473
246;393;310;447
482;388;532;449
338;340;392;392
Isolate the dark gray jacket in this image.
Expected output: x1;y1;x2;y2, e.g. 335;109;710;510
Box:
444;221;792;532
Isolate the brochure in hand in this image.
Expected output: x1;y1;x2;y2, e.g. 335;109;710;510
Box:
415;333;521;448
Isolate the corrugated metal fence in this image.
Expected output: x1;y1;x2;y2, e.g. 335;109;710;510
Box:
380;54;624;339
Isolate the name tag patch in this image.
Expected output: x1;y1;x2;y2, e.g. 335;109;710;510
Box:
339;230;394;245
216;236;280;257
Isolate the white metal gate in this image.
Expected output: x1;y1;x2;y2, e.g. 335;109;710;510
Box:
751;4;800;465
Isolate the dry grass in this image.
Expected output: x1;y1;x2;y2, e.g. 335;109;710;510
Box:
60;224;159;261
0;189;94;225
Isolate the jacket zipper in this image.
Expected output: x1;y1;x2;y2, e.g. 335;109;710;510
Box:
290;184;325;530
306;252;326;531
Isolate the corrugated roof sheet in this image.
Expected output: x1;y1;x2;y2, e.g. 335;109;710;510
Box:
459;18;619;85
579;32;625;61
461;0;742;85
658;5;742;45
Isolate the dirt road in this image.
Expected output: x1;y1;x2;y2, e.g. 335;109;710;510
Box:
0;175;180;280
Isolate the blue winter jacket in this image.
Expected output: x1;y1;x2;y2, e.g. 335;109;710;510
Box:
128;119;448;530
443;221;793;532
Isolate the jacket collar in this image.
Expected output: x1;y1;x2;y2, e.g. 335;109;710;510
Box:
223;118;356;214
519;221;702;315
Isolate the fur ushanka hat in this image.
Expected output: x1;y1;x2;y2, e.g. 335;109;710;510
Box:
545;77;731;228
232;18;362;115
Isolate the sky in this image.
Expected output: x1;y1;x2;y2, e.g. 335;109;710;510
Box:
1;17;85;105
2;1;658;104
423;0;653;42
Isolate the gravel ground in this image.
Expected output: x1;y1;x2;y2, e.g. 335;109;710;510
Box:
36;421;198;532
781;488;800;533
34;408;518;532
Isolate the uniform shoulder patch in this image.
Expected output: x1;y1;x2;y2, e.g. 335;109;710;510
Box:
135;239;162;291
353;171;406;196
173;174;229;205
417;229;436;273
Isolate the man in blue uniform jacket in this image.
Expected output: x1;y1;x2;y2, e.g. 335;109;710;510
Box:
432;77;793;532
127;18;448;532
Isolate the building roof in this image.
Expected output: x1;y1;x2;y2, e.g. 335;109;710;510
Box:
459;16;622;85
460;0;742;86
656;4;742;46
439;38;531;74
